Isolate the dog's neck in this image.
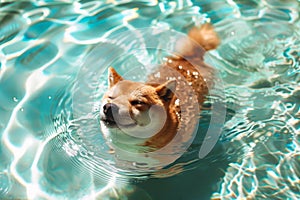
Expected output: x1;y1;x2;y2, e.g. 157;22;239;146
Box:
143;100;180;149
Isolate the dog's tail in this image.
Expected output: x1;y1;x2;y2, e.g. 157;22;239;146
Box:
175;23;220;58
188;23;220;51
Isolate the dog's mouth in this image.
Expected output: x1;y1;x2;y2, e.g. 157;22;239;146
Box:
100;117;117;127
100;117;137;128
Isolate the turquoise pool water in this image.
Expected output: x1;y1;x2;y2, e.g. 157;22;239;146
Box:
0;0;299;199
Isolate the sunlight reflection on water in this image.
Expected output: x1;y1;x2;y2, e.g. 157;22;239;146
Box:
0;0;299;199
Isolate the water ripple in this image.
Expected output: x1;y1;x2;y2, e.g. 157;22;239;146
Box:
0;11;27;45
0;0;300;199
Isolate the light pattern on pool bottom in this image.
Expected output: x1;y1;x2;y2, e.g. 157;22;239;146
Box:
0;0;300;199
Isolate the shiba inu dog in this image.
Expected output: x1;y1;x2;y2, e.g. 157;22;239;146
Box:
99;24;220;161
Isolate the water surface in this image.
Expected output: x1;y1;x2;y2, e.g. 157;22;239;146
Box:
0;0;299;199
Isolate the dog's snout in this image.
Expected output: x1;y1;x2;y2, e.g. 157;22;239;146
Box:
103;103;118;114
103;103;119;122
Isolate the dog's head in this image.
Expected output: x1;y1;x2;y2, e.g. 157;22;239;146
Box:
100;67;177;148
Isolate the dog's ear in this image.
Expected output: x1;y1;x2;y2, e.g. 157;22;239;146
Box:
156;80;177;102
108;67;123;88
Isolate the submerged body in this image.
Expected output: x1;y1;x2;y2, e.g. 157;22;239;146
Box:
100;23;220;155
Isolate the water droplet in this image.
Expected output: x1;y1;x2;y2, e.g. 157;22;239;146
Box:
13;97;18;102
48;96;52;100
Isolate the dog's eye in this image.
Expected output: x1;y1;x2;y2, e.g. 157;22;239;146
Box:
131;100;145;106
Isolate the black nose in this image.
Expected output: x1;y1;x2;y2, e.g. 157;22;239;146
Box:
103;103;119;122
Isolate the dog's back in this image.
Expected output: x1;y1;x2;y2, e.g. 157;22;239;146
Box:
144;24;220;149
147;23;220;106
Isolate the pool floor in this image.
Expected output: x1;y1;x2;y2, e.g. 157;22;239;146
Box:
0;0;299;199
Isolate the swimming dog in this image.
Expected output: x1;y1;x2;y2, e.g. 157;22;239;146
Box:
99;24;220;157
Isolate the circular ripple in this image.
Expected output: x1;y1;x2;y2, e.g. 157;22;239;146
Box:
48;27;226;182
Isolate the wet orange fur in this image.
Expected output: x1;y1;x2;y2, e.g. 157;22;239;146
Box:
144;24;220;149
102;24;220;151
